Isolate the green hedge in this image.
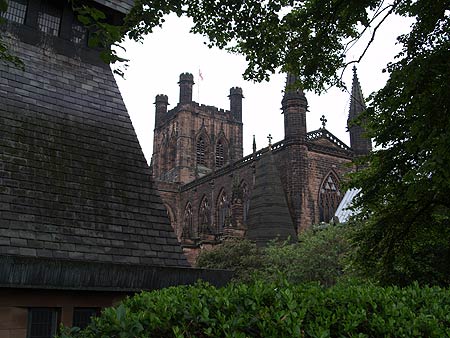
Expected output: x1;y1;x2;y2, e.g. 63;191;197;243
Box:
60;281;450;338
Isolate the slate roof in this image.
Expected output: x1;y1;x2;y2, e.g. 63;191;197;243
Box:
246;150;297;246
0;36;189;267
93;0;135;14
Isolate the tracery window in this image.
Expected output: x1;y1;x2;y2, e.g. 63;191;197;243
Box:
182;203;194;239
216;190;229;232
2;0;28;24
319;172;342;223
38;0;63;37
198;196;210;235
196;136;206;166
215;140;225;168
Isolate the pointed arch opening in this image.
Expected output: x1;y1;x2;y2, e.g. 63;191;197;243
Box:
216;189;230;232
319;171;342;223
241;181;250;223
198;196;211;235
182;203;195;239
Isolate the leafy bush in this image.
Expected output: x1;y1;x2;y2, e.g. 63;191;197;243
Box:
197;224;355;285
59;280;450;338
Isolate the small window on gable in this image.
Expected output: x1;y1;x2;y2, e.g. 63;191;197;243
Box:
196;136;206;166
37;0;63;37
2;0;28;24
28;308;60;338
215;140;225;168
319;172;342;223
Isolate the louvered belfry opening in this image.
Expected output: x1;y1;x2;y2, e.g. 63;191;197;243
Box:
196;137;206;166
319;172;342;222
215;140;225;168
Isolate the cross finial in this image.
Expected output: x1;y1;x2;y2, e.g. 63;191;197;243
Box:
267;134;273;147
320;115;327;129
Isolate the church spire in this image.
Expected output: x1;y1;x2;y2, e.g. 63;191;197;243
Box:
347;66;372;156
282;73;308;140
348;66;366;121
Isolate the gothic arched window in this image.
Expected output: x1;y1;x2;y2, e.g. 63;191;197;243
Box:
182;203;195;239
216;190;229;232
198;196;211;235
319;172;342;223
241;182;250;223
215;140;225;168
196;136;206;166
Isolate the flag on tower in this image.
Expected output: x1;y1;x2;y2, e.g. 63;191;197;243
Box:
199;69;204;81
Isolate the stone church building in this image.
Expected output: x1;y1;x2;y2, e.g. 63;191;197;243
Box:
151;70;371;262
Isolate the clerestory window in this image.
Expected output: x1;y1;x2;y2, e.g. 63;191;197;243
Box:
199;197;210;235
182;203;194;239
217;190;229;232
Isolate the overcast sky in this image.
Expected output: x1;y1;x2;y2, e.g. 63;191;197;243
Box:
113;13;413;164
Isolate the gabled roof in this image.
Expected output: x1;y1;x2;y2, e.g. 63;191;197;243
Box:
307;128;352;152
0;35;188;267
93;0;135;14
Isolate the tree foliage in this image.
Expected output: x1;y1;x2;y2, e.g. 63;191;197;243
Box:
347;1;450;286
197;225;355;286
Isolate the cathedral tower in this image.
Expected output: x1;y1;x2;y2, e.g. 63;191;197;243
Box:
152;73;244;184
